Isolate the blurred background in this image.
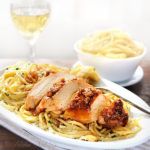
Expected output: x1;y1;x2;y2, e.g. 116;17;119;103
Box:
0;0;150;59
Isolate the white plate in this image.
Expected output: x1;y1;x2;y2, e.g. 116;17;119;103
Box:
0;78;150;150
73;61;144;87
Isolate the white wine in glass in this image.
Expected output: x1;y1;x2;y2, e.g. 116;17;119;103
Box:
11;0;50;60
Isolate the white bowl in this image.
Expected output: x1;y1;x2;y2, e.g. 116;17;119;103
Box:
74;40;146;82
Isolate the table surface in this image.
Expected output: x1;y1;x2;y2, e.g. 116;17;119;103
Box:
0;59;150;150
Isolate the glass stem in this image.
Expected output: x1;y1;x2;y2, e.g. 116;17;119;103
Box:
29;39;36;62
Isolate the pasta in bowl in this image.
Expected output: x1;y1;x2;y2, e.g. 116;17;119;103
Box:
79;29;143;59
0;62;141;143
74;29;146;82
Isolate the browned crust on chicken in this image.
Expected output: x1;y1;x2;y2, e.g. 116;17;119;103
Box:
98;99;128;128
47;78;66;97
45;70;56;76
68;88;100;110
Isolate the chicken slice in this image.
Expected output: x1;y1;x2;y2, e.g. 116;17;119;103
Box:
25;73;75;110
63;88;106;124
98;99;128;128
35;78;92;114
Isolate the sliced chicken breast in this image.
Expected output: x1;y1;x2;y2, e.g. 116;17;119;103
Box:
25;71;129;128
25;73;74;110
64;88;106;124
35;78;92;114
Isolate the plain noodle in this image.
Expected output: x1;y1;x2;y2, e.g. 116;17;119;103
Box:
80;30;143;59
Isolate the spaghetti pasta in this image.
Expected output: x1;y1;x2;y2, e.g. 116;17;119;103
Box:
80;30;143;59
0;62;141;142
0;62;68;111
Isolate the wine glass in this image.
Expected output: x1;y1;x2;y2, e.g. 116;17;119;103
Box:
10;0;51;61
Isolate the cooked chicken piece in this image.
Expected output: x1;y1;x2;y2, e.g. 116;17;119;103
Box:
25;72;128;128
63;88;106;123
25;73;74;110
35;78;92;114
52;79;92;111
34;78;66;114
98;99;128;128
